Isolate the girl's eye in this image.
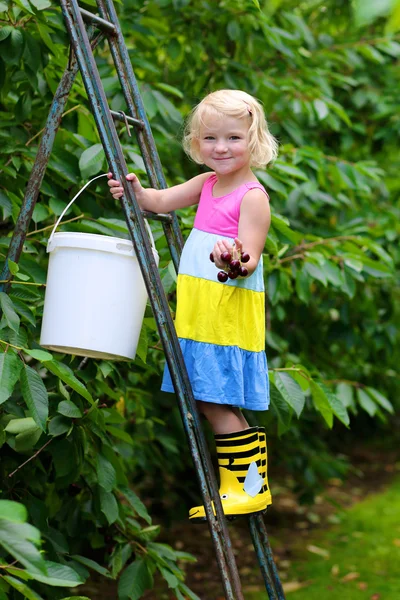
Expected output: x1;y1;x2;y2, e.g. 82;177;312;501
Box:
230;136;240;140
204;136;215;140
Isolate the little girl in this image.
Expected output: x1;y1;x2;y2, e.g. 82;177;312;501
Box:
108;89;278;521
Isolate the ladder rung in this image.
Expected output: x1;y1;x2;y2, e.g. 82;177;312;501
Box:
142;210;172;223
110;110;144;130
79;8;116;34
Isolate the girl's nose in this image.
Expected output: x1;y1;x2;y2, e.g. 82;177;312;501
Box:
215;141;228;153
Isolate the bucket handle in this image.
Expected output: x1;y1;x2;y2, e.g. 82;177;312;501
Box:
48;173;156;249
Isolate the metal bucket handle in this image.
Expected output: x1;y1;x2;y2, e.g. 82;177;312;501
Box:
48;173;156;249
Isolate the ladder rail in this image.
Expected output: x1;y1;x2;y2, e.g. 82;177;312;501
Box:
60;1;244;597
249;514;286;599
98;0;184;270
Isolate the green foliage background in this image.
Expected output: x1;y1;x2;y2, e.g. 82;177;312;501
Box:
0;0;399;598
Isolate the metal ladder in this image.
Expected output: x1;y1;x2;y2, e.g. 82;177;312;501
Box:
0;1;285;598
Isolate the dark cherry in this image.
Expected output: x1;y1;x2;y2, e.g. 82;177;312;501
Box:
221;251;232;263
209;252;215;263
229;259;241;272
239;266;249;277
227;270;238;279
217;271;228;283
241;252;250;263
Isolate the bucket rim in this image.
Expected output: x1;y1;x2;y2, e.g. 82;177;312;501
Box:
47;231;159;258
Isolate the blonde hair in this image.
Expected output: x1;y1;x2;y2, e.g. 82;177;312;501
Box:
183;89;278;168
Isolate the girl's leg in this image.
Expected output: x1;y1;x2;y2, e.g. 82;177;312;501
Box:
197;401;249;434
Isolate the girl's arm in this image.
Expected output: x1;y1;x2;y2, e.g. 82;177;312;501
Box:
212;189;271;275
107;171;212;214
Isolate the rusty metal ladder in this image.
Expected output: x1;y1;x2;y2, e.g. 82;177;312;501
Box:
0;1;286;598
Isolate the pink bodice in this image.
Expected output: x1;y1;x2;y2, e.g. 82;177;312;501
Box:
193;174;268;238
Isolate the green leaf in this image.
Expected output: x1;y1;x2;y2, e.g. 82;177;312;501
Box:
336;383;356;410
79;143;105;178
0;352;22;404
71;555;112;578
153;82;183;99
15;426;42;452
0;190;12;219
96;453;117;492
0;519;47;575
257;171;287;195
5;417;37;434
2;576;44;600
44;361;93;404
357;388;377;416
273;372;305;417
26;561;84;587
135;323;148;364
273;163;308;180
110;543;132;579
177;582;201;600
106;425;134;444
303;262;327;286
20;364;48;431
0;292;20;333
159;565;179;589
48;415;72;437
118;559;153;600
295;268;310;304
313;99;328;120
0;500;27;522
8;29;24;64
25;349;54;362
136;525;160;542
365;387;394;414
269;383;292;436
316;381;350;426
7;259;19;275
119;486;152;524
270;214;301;244
153;91;182;125
310;380;333;427
0;26;13;42
360;256;392;278
30;0;52;9
57;400;82;419
99;488;119;524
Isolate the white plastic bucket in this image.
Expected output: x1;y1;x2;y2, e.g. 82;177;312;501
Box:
40;174;159;361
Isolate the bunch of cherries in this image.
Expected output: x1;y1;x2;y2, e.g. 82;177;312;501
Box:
210;247;250;283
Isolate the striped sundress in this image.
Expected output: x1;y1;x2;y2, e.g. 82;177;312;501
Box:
161;174;270;411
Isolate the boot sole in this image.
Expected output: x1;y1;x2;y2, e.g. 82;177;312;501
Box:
189;507;269;524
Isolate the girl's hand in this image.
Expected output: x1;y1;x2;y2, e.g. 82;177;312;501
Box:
211;238;245;269
107;172;145;204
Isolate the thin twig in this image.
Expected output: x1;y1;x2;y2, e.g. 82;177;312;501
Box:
0;560;19;570
0;339;23;351
8;439;53;478
324;379;364;387
295;235;359;251
26;213;85;237
0;280;46;286
278;235;360;263
269;366;311;381
25;105;81;147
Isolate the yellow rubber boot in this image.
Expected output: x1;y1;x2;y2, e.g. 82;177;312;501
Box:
189;427;268;521
257;426;272;510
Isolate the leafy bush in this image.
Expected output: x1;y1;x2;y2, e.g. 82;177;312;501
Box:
0;0;399;598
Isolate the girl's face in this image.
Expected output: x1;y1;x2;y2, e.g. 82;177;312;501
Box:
198;113;251;176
